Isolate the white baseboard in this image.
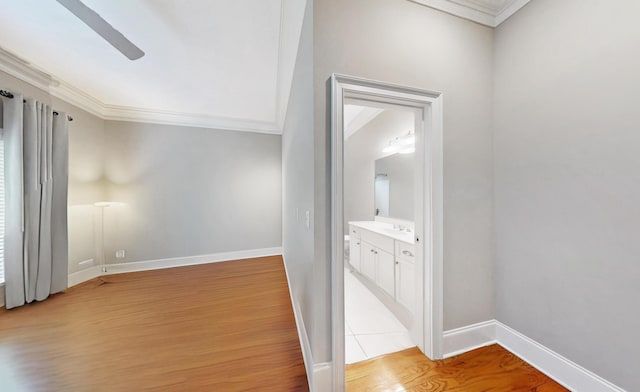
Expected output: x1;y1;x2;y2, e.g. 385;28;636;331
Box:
443;320;627;392
68;266;101;287
495;321;627;392
282;255;313;391
313;362;332;392
67;247;283;288
443;319;496;358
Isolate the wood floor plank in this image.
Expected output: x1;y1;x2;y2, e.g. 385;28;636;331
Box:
346;345;569;391
0;256;309;391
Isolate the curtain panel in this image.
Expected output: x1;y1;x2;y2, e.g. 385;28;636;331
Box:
1;93;69;309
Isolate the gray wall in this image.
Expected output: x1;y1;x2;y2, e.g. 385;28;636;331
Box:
493;1;640;390
282;0;317;362
344;109;414;231
103;121;282;264
2;67;283;282
314;1;496;366
0;69;106;275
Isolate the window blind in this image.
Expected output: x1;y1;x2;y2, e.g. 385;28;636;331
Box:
0;131;5;284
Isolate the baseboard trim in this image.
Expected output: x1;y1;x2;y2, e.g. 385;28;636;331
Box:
443;320;627;392
313;362;332;392
282;255;313;391
442;320;496;358
68;266;101;287
495;321;627;392
67;247;283;288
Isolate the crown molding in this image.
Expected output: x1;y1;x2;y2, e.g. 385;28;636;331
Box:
102;105;280;134
0;47;57;92
409;0;530;27
0;47;282;134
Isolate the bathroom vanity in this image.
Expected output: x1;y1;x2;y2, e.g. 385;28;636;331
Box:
348;220;416;315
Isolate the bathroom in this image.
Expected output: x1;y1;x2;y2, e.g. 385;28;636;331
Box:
343;102;420;364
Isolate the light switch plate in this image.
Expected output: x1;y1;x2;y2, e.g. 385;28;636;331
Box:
305;210;310;229
115;250;126;259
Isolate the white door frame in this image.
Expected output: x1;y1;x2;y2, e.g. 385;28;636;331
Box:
330;74;444;391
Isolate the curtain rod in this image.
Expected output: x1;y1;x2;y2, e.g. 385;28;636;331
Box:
0;89;74;122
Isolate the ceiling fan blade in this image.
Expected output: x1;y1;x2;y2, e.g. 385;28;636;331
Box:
56;0;145;60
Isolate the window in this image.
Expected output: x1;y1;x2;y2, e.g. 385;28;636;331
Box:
0;130;4;284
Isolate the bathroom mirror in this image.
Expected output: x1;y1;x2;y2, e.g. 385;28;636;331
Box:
374;153;414;220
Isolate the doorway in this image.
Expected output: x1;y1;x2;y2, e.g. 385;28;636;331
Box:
330;74;444;391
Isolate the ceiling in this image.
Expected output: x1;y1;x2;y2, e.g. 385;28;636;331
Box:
0;0;306;133
411;0;530;27
0;0;528;134
343;104;384;141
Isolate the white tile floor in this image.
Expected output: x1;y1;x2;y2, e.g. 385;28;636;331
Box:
344;268;414;364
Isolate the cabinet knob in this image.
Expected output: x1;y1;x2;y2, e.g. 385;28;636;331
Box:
396;261;399;265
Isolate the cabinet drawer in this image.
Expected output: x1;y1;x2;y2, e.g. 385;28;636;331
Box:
396;241;416;263
361;229;394;254
349;225;361;239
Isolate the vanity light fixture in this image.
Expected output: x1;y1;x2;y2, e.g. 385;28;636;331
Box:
382;131;415;154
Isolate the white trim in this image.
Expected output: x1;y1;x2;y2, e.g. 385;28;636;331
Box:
494;0;530;25
409;0;530;27
442;320;627;392
0;47;57;92
101;105;280;134
331;74;444;391
495;321;628;392
442;320;496;358
313;362;333;392
282;256;313;391
0;47;284;134
104;247;283;275
68;265;102;287
67;247;283;287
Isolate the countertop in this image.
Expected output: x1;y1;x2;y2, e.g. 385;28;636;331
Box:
349;221;415;244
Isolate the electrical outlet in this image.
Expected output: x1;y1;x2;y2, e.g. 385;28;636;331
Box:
115;250;126;259
305;210;310;229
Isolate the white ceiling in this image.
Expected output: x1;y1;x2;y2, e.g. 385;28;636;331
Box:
0;0;528;134
411;0;530;27
0;0;306;133
343;104;384;140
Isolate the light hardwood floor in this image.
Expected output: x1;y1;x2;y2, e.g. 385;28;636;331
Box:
346;345;568;391
0;256;308;391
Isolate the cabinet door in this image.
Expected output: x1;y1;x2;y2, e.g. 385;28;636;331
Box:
395;258;415;312
360;242;377;282
349;238;361;272
376;250;395;297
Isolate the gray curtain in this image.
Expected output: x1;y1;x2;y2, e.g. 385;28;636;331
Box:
1;94;69;309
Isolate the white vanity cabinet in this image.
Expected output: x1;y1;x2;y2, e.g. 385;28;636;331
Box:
348;222;416;312
360;240;395;296
360;242;377;281
395;241;416;311
349;229;362;272
376;249;395;297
